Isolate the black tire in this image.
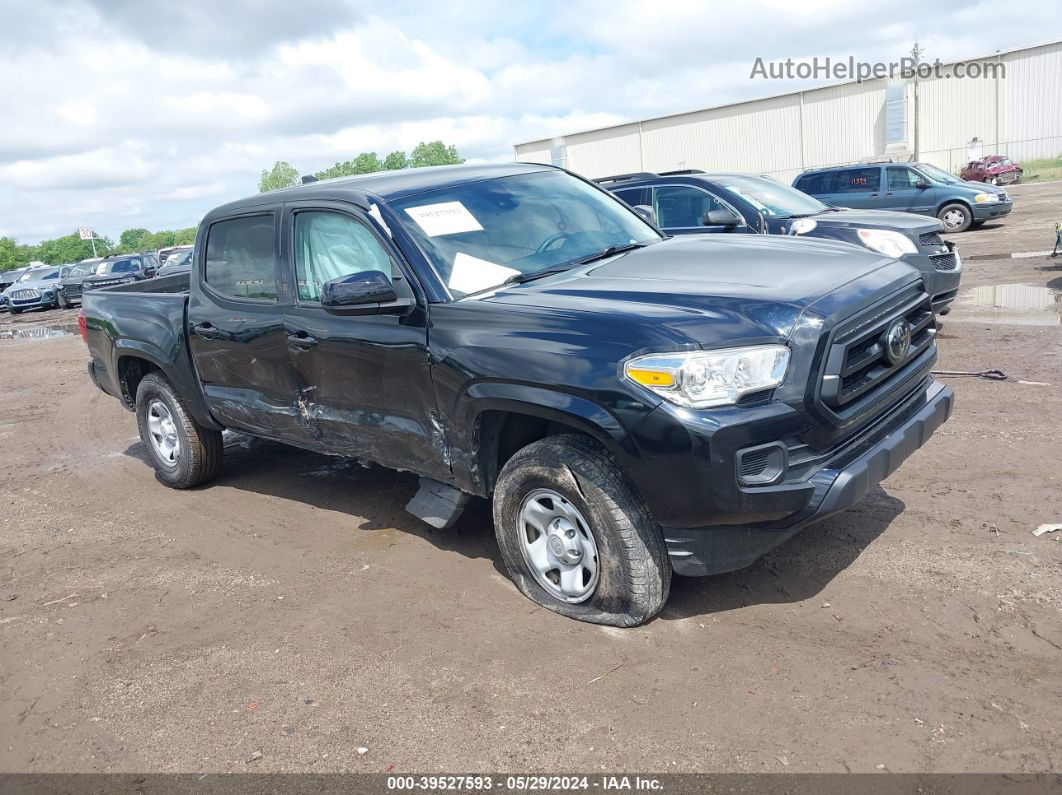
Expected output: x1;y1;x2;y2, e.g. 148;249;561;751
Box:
135;372;223;488
492;434;670;626
938;202;973;233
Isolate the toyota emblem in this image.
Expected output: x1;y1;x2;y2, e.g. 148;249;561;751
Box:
884;319;912;365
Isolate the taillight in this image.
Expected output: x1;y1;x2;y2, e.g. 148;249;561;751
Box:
78;308;88;343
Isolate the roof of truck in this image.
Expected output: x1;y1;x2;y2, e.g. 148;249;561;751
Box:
210;162;557;217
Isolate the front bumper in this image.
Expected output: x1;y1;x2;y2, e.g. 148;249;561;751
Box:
660;380;953;576
8;293;59;310
973;200;1013;221
903;244;961;313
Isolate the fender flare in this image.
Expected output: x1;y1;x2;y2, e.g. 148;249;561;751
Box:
113;340;222;430
454;382;642;494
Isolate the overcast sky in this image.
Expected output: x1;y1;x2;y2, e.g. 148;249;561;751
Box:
2;0;1060;243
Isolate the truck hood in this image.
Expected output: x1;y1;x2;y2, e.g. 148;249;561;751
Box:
485;235;918;347
4;277;58;292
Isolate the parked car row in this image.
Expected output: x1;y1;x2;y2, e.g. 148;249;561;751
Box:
1;251;166;314
600;168;964;313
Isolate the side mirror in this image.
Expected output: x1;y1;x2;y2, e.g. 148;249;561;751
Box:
704;209;741;227
915;180;931;190
632;205;657;225
321;270;413;316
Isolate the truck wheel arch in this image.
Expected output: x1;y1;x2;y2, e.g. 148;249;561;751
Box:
116;354;162;408
113;346;222;431
463;388;639;496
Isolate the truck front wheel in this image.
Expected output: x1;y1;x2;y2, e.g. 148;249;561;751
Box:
492;434;671;626
135;372;223;489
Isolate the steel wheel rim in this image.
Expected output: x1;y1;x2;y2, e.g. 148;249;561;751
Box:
517;488;600;603
146;399;181;468
942;209;965;229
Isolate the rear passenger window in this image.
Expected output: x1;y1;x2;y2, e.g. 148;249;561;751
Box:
795;172;832;194
205;215;278;301
835;168;880;193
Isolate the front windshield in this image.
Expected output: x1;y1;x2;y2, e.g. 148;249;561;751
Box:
19;269;58;282
917;164;959;184
164;250;192;267
390;170;661;297
715;175;828;218
69;262;96;277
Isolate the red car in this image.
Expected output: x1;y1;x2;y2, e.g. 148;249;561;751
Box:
961;155;1023;185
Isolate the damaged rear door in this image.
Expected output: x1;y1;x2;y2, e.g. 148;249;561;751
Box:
188;209;307;442
279;202;449;480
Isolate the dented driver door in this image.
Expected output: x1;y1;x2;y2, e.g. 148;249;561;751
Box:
278;202;449;480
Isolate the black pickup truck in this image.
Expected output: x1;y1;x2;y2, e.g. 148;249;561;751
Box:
81;163;952;626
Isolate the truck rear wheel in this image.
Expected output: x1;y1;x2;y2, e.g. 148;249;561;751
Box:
135;372;223;489
492;434;670;626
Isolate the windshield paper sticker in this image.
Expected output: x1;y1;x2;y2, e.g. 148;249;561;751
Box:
404;201;483;237
448;252;519;294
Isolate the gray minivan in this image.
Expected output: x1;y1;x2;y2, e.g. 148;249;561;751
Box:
794;162;1013;233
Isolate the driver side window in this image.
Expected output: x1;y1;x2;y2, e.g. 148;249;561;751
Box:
652;185;722;228
294;211;395;303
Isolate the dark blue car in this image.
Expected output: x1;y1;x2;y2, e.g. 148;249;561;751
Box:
793;161;1012;233
600;170;962;314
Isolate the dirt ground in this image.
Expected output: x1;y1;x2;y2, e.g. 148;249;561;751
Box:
1;184;1060;775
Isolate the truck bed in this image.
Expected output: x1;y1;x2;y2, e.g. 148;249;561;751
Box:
82;273;200;415
91;272;190;295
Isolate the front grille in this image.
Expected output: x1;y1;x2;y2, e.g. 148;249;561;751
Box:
820;286;936;415
85;278;128;290
919;231;944;247
930;252;958;271
12;289;40;301
63;284;83;298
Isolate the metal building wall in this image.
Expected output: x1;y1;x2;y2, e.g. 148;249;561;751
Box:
1002;42;1062;161
514;40;1061;181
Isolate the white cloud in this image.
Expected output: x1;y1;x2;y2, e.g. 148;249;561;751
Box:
0;0;1059;243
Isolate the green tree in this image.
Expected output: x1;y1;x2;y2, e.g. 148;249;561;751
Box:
35;232;112;264
408;141;463;168
0;237;21;271
314;152;384;180
118;227;150;253
259;160;301;192
382;151;408;170
139;230;177;251
174;227;198;245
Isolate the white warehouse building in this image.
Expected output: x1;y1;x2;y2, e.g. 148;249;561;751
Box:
513;39;1062;184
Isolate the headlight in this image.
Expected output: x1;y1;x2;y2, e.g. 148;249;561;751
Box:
974;192;999;203
625;345;790;408
856;228;918;258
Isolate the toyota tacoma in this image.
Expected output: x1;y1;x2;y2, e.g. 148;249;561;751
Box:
80;163;953;626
